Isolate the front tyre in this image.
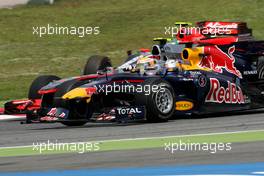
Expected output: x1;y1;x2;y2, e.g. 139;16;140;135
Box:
257;56;264;79
26;75;61;122
136;78;175;122
28;75;61;99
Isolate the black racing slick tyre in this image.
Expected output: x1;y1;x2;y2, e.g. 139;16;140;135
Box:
83;55;112;75
26;75;60;123
28;75;61;99
136;78;176;122
257;56;264;79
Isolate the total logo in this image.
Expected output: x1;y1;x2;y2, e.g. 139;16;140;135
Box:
116;107;142;115
205;78;245;104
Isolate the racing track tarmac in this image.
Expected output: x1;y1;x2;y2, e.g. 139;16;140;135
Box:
0;110;264;172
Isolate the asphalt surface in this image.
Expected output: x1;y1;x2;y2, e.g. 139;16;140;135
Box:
1;141;264;172
0;110;264;172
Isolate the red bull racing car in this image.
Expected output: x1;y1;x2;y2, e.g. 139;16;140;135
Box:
3;21;264;126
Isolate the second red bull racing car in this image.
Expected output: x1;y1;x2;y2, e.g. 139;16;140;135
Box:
4;21;264;126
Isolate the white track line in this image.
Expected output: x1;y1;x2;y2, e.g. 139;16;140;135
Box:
0;115;26;121
0;129;264;150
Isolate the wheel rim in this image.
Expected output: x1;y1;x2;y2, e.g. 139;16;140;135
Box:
259;66;264;79
155;87;173;114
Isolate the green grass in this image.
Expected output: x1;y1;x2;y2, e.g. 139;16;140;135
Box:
0;130;263;157
0;0;264;102
0;101;4;107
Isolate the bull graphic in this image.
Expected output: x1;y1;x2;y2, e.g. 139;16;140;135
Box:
199;45;242;78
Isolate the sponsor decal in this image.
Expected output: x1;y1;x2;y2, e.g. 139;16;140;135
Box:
59;112;66;118
202;22;238;35
205;22;238;29
115;106;145;120
199;45;242;78
40;116;58;121
47;108;57;116
175;101;194;111
86;87;97;94
198;75;207;87
189;71;202;76
206;78;245;104
116;107;142;115
46;108;68;119
243;70;258;75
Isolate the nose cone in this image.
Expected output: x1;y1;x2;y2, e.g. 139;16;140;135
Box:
62;88;90;100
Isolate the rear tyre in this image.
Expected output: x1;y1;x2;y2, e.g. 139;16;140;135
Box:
135;78;175;122
28;75;61;99
83;55;112;75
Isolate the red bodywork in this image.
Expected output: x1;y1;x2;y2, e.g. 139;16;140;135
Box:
4;99;41;114
0;108;4;114
176;21;251;45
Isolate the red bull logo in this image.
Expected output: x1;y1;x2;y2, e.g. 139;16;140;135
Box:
206;78;245;104
199;45;242;78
